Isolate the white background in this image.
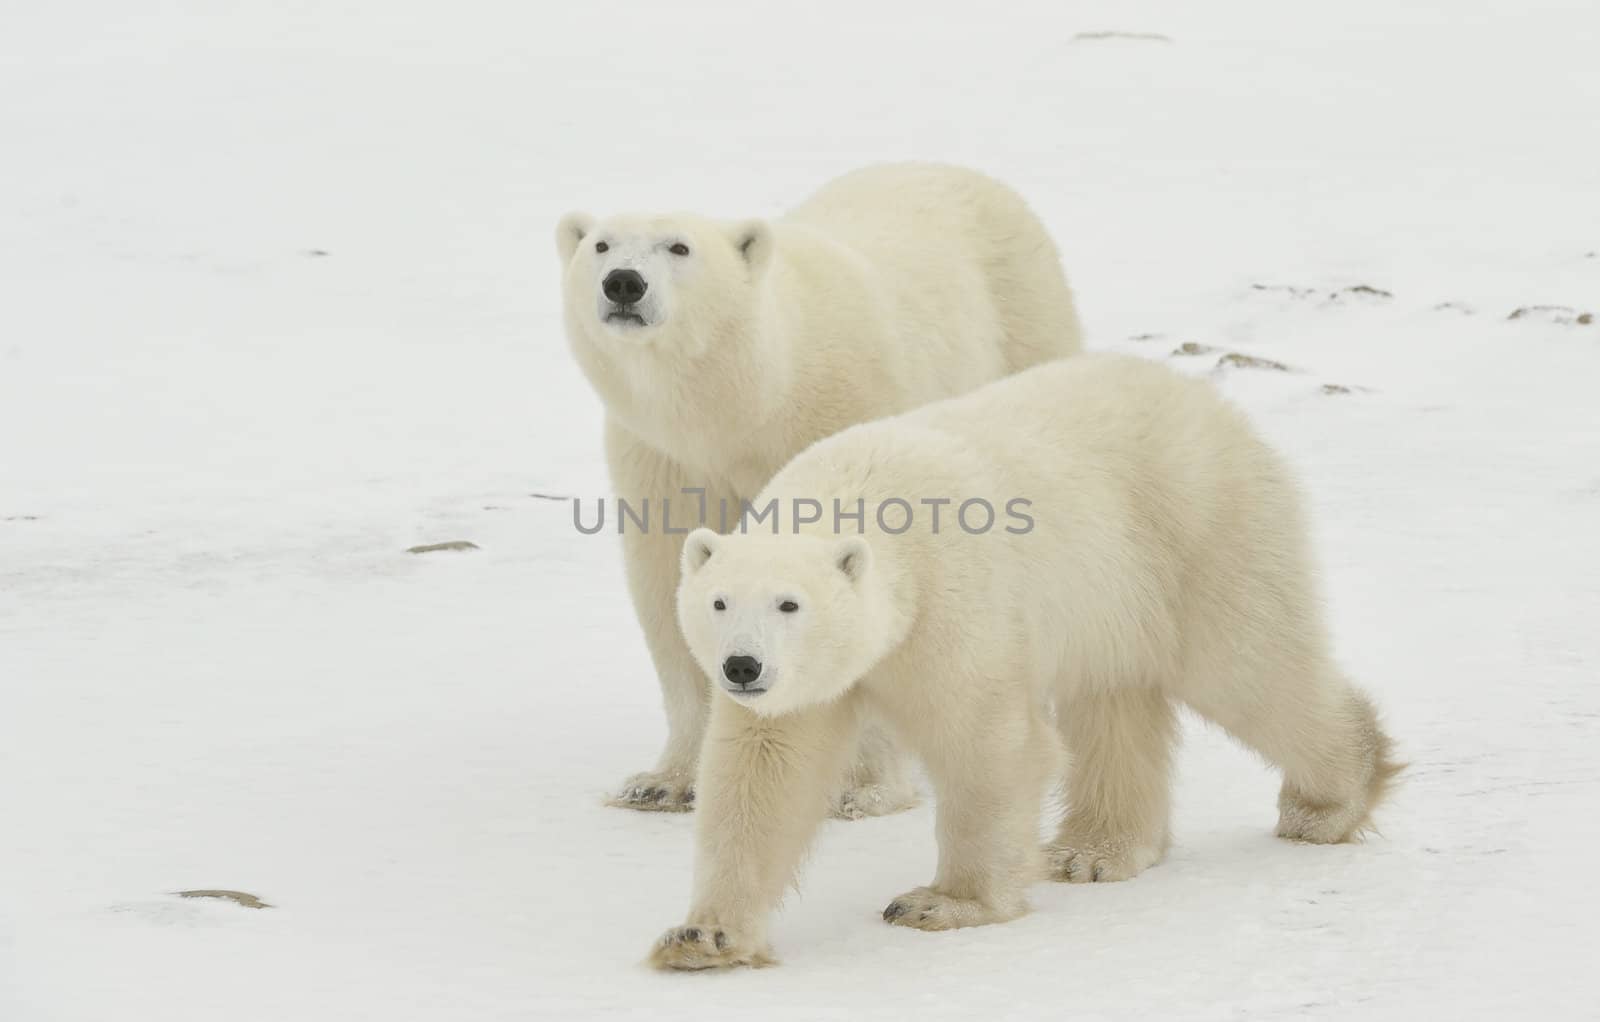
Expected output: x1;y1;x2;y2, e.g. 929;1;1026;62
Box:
2;1;1597;1018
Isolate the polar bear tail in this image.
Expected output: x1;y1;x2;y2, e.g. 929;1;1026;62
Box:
1350;691;1406;836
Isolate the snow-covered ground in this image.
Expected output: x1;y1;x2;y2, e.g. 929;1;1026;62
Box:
3;2;1598;1018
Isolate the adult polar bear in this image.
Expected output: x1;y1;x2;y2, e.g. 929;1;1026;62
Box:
557;164;1082;812
654;355;1400;969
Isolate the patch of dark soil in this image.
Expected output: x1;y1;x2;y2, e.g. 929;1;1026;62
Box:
176;890;272;909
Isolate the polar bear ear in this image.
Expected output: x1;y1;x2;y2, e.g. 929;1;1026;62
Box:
556;212;595;262
682;528;721;575
834;536;871;583
729;220;772;273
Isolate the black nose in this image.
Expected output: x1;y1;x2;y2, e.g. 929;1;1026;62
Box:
602;268;647;305
722;655;763;687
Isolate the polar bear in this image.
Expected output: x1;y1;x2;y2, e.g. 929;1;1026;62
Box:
650;354;1400;969
556;164;1082;813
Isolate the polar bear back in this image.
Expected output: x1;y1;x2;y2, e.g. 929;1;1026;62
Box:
781;163;1081;382
762;354;1318;700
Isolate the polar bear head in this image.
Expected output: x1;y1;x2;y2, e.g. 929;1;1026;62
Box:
676;528;899;717
555;211;772;355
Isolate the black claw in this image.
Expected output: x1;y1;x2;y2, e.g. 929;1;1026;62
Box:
683;927;701;942
682;789;695;805
919;911;931;921
1092;863;1106;882
883;901;907;921
713;931;727;950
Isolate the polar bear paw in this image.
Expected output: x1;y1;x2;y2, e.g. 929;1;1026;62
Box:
831;782;918;820
1045;834;1162;883
608;771;694;813
881;887;1022;931
648;925;773;971
1275;791;1369;844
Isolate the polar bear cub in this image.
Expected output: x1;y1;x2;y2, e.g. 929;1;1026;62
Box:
651;354;1400;969
556;164;1082;813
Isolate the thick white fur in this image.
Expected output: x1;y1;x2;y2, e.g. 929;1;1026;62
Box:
653;354;1400;969
557;164;1082;812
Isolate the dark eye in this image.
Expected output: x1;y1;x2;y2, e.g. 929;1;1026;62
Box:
595;241;608;253
779;600;799;613
713;599;726;611
669;243;690;256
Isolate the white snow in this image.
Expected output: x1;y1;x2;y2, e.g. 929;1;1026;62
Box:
3;2;1598;1018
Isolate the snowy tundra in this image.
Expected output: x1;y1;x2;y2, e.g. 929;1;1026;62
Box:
3;1;1597;1019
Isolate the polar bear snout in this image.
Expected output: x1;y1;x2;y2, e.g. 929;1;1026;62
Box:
602;268;648;306
721;655;765;692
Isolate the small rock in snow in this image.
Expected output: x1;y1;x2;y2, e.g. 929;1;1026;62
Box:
1217;352;1292;372
407;540;480;554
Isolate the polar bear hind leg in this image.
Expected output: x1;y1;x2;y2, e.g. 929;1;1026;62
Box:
1270;684;1402;843
1185;664;1401;845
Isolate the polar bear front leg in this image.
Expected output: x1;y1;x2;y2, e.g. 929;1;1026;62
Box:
1047;687;1176;883
650;693;862;971
832;720;919;819
883;705;1048;932
604;420;737;812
